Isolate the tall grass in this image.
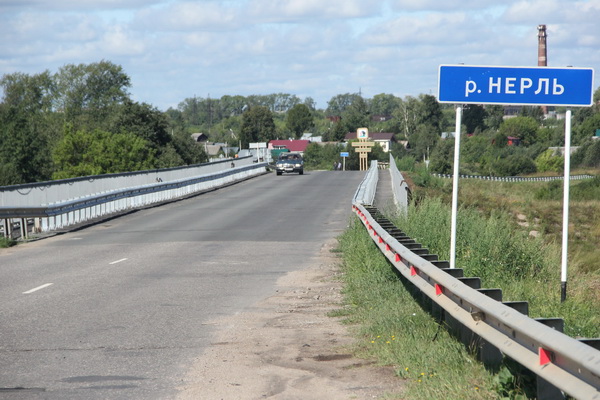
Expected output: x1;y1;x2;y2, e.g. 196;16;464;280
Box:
394;197;599;338
0;236;15;248
336;219;497;399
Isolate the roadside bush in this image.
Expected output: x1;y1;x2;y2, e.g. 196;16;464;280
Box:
395;155;416;172
535;149;564;173
489;154;536;176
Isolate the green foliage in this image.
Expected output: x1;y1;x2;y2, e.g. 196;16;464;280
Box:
107;100;171;148
395;155;416;172
337;219;497;399
462;104;486;133
429;138;454;174
369;93;400;116
285;104;314;139
498;116;539;145
0;236;16;248
396;192;599;338
53;60;131;128
484;105;505;130
573;112;600;145
303;142;344;170
488;154;536;177
0;105;53;185
325;93;361;116
535;149;564;173
535;176;600;201
52;125;156;179
408;124;440;162
341;96;370;133
572;138;600;168
239;106;276;148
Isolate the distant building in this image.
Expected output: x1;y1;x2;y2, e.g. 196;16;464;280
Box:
268;140;311;155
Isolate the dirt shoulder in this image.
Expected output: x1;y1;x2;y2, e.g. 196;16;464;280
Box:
177;239;404;400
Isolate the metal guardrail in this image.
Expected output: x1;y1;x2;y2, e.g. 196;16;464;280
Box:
389;154;410;214
351;202;600;399
353;160;379;206
1;162;267;239
434;173;595;182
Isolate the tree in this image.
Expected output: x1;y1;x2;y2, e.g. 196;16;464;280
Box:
341;96;369;133
0;105;53;185
484;105;505;131
369;93;400;116
326;93;361;116
498;116;539;145
52;125;156;179
462;105;486;133
53;60;131;129
0;71;55;184
418;94;442;131
573;113;600;145
108;100;171;148
535;149;564;173
394;96;421;137
239;106;276;148
429;138;455;174
286;104;314;139
407;124;440;161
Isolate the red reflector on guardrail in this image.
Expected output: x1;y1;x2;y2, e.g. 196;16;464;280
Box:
539;348;552;365
385;244;390;252
435;284;443;296
410;266;418;276
395;254;401;262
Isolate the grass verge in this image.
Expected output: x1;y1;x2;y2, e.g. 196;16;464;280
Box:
335;218;497;399
0;236;16;248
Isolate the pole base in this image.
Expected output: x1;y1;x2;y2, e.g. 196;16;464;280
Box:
560;281;567;303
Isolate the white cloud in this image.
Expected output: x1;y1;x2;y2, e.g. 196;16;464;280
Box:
0;0;599;110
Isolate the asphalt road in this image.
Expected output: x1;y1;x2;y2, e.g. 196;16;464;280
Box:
0;170;363;399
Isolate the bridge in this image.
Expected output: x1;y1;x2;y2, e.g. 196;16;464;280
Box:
1;159;599;399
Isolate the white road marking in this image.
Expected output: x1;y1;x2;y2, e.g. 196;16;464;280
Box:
23;283;53;294
109;258;128;265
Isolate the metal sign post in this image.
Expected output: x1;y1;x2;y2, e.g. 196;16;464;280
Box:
439;64;594;299
561;110;572;302
449;107;462;270
340;152;349;171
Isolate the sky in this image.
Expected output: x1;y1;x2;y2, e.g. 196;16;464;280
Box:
1;0;599;111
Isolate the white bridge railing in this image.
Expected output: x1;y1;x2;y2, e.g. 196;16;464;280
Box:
1;157;266;239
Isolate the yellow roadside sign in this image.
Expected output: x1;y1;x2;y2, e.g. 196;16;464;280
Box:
351;141;375;147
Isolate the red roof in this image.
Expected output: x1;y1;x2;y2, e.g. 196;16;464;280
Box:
268;140;310;152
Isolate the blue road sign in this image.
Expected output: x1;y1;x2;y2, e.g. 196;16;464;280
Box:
340;152;349;157
438;65;594;106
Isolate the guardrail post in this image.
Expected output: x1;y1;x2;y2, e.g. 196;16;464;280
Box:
20;218;27;239
475;289;504;368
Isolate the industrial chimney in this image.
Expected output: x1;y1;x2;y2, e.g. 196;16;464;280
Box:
537;24;547;66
